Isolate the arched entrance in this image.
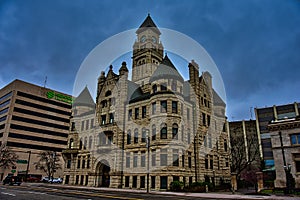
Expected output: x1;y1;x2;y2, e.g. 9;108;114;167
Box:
96;160;110;187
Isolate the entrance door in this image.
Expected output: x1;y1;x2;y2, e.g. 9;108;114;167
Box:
101;164;110;187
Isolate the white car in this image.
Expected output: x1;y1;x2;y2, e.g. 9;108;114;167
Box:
48;178;62;184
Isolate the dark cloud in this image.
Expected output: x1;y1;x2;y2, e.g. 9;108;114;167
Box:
0;0;299;120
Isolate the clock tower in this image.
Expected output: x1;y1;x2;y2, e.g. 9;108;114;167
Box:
132;14;164;85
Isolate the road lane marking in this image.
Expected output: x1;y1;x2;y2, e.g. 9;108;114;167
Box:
28;191;46;195
1;192;16;196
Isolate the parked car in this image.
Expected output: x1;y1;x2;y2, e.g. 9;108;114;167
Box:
48;177;62;184
41;176;49;183
3;176;22;186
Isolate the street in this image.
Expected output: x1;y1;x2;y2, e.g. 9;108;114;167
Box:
0;184;217;200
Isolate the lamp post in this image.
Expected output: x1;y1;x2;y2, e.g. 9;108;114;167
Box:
279;131;292;194
146;129;150;193
25;151;31;182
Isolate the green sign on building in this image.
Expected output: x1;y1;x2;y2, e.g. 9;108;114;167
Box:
46;91;73;104
17;159;28;164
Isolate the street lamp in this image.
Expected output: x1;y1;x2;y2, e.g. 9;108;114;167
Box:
146;129;150;193
25;151;31;182
279;131;292;194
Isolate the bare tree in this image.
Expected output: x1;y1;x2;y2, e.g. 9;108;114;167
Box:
34;151;61;180
230;132;260;181
0;145;18;168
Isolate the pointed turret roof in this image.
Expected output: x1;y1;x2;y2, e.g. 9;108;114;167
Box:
136;14;161;34
149;55;184;83
73;86;95;108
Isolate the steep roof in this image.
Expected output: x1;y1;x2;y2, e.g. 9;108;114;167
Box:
73;86;95;107
213;89;226;106
150;55;184;83
136;14;161;34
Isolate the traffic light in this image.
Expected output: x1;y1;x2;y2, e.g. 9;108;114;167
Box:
12;165;16;169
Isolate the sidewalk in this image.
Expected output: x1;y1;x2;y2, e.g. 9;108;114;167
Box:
24;182;300;200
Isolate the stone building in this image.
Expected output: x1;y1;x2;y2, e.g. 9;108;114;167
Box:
62;15;230;190
268;117;300;189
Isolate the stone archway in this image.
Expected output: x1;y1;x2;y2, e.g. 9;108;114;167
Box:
96;160;110;187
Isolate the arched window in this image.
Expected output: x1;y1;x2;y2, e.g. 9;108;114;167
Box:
187;129;191;144
171;80;177;91
152;124;156;141
79;138;83;150
127;130;131;144
152;84;157;93
181;125;184;142
134;128;139;143
142;128;146;143
69;138;74;149
172;123;178;139
160;123;167;139
105;90;112;97
89;136;93;149
84;137;87;150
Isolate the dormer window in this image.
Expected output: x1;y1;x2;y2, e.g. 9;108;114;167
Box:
152;84;157;93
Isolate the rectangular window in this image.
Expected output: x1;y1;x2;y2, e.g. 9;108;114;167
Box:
133;152;138;167
210;158;213;169
161;101;167;113
172;101;178;113
160;176;168;189
77;157;81;169
75;175;79;185
173;149;179;166
109;113;114;123
140;176;145;188
81;121;84;131
151;176;155;189
141;151;146;167
82;158;85;169
101;115;106;125
205;157;208;169
132;176;137;188
87;156;90;168
202;113;206;125
187;108;190;120
126;153;130;168
125;176;130;187
135;108;139;119
85;120;89;130
67;159;71;168
152;150;156;166
160;150;167;166
188;152;192;168
128;109;132;121
90;119;94;129
152;102;156;115
142;106;146;118
207;115;210;126
291;134;300;145
182;155;185;167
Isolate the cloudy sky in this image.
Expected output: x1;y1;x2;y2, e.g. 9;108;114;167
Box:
0;0;299;121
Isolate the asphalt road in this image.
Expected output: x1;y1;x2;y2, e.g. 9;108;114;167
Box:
0;184;217;200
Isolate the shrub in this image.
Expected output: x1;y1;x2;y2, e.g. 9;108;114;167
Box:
170;181;184;191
